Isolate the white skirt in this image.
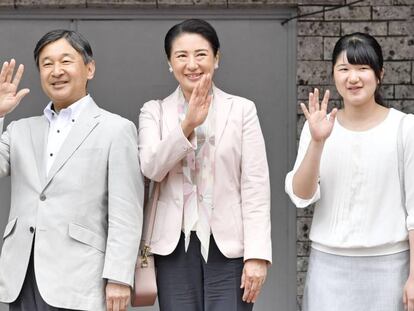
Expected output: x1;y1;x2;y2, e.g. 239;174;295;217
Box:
303;248;409;311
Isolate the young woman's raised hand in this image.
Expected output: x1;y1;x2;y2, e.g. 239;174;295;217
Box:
300;88;337;143
0;59;30;117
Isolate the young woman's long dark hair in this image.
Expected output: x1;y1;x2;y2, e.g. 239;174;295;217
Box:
332;32;386;107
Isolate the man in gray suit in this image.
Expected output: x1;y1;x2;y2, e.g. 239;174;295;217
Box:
0;30;143;311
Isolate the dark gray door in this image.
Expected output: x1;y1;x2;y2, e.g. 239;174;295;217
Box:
0;10;296;311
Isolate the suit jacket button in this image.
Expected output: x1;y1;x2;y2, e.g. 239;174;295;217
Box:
29;227;35;233
39;194;46;201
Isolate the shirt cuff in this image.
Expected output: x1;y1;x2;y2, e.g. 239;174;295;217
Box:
178;124;197;150
285;171;320;208
107;279;130;287
406;215;414;231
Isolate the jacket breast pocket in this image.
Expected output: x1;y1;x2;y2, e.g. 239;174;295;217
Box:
66;148;106;187
72;148;105;164
68;223;106;253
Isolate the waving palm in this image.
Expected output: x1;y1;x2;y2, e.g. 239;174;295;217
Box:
186;73;212;128
301;88;337;142
0;59;30;117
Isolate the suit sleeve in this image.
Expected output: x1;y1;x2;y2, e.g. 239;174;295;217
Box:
240;101;272;264
0;117;11;177
138;100;195;182
102;119;143;287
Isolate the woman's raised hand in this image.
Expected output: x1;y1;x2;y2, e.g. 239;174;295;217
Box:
0;59;30;117
300;88;337;143
181;74;212;137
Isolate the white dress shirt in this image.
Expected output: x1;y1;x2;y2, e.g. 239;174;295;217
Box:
286;108;414;256
43;95;90;174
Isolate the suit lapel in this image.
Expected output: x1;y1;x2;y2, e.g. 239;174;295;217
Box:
30;116;49;186
162;87;181;136
45;100;101;186
214;86;233;147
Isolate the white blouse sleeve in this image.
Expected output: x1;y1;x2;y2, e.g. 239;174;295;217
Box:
403;114;414;230
285;120;321;208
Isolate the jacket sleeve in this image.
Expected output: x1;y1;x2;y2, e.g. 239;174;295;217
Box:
240;100;272;264
0;117;11;177
284;121;320;208
102;119;143;287
138;100;195;182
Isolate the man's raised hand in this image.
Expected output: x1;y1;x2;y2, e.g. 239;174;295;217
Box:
0;59;30;117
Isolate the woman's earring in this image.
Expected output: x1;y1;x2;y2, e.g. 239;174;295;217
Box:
168;66;173;73
214;63;219;69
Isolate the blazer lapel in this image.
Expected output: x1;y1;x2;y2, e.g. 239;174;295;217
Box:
162;87;181;136
214;86;233;147
45;100;101;186
30;116;49;186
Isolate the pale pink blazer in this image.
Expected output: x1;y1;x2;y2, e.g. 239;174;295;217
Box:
138;86;272;263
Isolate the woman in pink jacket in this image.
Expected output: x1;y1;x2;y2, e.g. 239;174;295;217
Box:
138;19;272;311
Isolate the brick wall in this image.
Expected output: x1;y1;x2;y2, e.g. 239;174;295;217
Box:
1;1;412;310
0;0;297;8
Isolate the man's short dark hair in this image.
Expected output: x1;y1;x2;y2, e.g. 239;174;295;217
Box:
34;29;93;68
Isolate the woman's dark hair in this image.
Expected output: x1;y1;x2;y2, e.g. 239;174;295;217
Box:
164;19;220;59
34;29;93;68
332;32;386;107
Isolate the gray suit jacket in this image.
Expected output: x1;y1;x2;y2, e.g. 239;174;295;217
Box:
0;98;143;310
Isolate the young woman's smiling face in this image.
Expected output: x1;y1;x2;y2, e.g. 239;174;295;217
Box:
333;51;380;107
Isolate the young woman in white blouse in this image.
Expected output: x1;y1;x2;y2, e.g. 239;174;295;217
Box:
285;32;414;311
